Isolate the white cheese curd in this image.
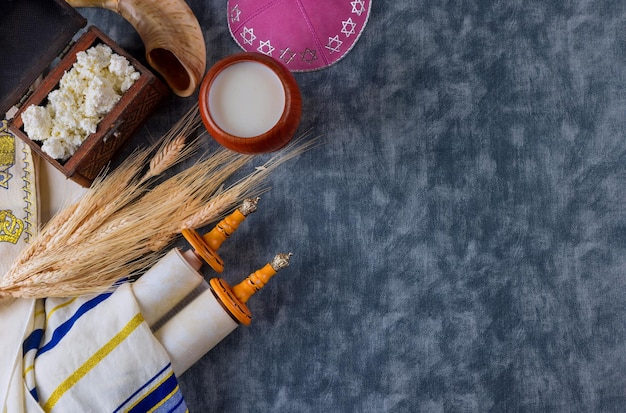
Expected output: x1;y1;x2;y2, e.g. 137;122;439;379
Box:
84;76;120;118
22;44;140;161
21;106;51;142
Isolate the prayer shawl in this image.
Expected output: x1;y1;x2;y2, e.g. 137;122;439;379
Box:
0;120;37;278
3;284;189;412
0;124;192;412
0;121;42;411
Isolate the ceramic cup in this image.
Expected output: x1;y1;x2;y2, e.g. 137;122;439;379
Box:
199;52;302;154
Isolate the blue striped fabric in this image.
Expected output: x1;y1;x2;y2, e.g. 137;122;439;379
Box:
22;327;43;356
23;299;44;403
20;284;188;412
36;292;113;357
117;366;187;413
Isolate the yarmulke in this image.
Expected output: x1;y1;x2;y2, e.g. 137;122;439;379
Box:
227;0;371;72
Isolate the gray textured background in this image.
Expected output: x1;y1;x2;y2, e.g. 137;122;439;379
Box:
82;1;626;411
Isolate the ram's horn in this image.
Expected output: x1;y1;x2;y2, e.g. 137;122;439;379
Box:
67;0;206;97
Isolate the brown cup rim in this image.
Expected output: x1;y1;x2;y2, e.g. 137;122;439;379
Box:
199;52;302;154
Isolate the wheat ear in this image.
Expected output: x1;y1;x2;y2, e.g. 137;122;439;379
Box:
1;120;317;297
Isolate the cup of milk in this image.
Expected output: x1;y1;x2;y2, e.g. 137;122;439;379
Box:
199;52;302;153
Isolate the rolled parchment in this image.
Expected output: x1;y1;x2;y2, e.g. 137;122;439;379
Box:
152;253;291;376
131;248;204;327
154;253;291;375
153;285;238;376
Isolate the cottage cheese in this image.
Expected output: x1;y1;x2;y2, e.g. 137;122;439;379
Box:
22;44;140;160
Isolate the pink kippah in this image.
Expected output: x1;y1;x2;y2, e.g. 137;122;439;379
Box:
227;0;371;72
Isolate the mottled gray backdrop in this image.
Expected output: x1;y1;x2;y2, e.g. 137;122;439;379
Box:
82;1;626;411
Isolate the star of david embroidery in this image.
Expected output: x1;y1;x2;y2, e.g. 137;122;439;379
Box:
341;18;357;37
257;40;275;56
0;168;12;189
230;4;241;23
300;48;318;64
241;27;256;45
280;48;297;65
325;36;343;54
351;0;366;16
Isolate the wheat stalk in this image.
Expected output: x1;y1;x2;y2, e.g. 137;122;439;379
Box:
38;150;149;252
0;117;317;297
182;191;239;230
141;105;201;181
143;134;187;180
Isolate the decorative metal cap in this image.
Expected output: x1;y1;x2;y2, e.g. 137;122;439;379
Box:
240;197;260;216
270;253;292;271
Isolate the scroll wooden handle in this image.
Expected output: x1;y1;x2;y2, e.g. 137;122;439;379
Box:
202;209;246;252
182;198;259;272
209;253;292;326
232;253;292;304
232;263;276;304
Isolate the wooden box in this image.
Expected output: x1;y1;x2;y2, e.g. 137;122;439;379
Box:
3;2;169;187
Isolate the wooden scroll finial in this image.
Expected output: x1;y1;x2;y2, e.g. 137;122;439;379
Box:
209;253;292;326
181;197;259;272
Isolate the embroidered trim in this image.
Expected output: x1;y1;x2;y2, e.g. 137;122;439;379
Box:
21;143;35;243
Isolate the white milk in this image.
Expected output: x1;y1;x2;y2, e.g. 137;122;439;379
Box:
208;61;286;138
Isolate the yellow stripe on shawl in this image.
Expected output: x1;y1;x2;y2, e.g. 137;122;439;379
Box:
42;313;144;412
147;384;181;413
23;364;34;378
125;370;174;412
46;297;78;322
34;298;46;320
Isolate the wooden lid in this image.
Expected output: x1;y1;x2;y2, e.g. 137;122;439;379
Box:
0;1;86;116
209;278;252;325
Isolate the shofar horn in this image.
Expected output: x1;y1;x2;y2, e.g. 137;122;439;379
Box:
67;0;206;97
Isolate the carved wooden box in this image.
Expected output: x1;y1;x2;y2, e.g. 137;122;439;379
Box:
2;1;169;187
